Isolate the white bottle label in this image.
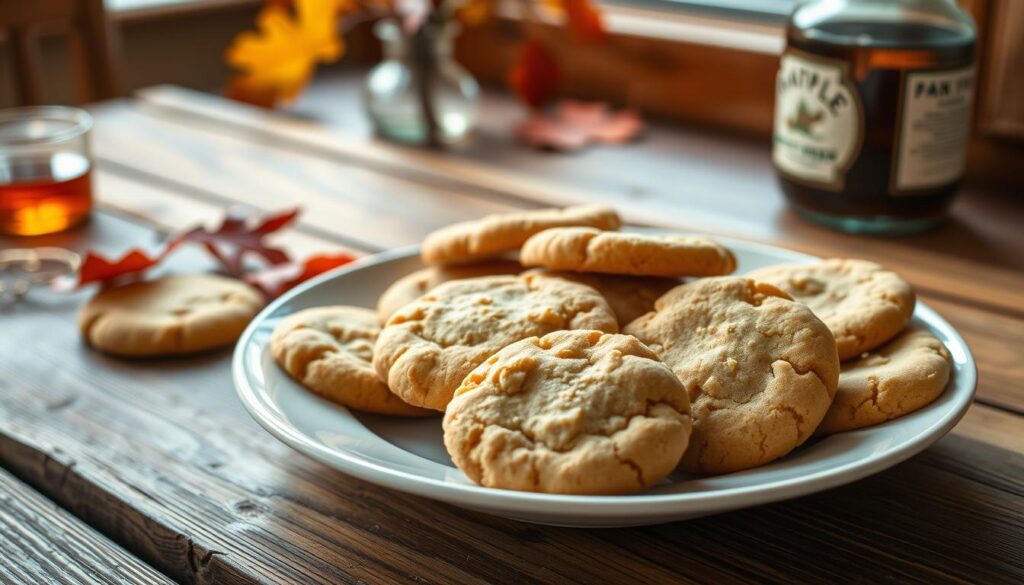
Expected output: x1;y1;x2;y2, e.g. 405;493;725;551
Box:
894;67;974;192
773;52;862;190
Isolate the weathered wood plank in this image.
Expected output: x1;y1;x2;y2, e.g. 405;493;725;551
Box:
0;294;1020;584
130;83;1024;316
89;101;518;251
95;168;364;259
925;295;1024;414
953;403;1024;455
0;467;173;585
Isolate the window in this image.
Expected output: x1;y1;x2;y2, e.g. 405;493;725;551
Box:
606;0;797;22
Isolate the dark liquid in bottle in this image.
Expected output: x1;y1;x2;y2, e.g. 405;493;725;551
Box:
780;22;974;232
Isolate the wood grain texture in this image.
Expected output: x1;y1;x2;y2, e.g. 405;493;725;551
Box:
95;168;363;260
0;305;1020;585
925;295;1024;414
90;101;517;252
953;403;1024;455
0;467;173;585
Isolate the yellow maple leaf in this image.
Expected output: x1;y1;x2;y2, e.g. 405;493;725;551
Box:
225;0;344;107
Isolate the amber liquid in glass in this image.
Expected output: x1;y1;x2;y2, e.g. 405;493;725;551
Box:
0;152;92;236
781;22;975;227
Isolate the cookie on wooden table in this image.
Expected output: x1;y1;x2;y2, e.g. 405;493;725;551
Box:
376;260;522;323
523;268;678;327
747;259;915;360
520;227;736;278
624;277;839;474
421;205;621;265
816;326;951;435
443;330;692;494
78;274;263;357
373;273;618;411
272;306;433;417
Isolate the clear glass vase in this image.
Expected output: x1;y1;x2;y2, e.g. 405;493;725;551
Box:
363;21;480;146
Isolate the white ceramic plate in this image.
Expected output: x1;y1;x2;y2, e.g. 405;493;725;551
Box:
233;235;976;527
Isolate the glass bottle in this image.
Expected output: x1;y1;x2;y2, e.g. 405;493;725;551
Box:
364;21;480;146
773;0;977;234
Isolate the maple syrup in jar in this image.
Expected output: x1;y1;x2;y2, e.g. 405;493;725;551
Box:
0;107;94;236
773;0;976;234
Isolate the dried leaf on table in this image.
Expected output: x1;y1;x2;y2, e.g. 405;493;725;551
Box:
508;39;561;109
51;249;164;291
245;252;358;298
169;208;301;276
225;0;344;108
516;100;644;151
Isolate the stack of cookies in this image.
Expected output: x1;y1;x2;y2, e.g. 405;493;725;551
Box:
270;205;953;495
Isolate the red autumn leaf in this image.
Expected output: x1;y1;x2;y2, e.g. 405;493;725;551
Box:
564;0;607;43
51;248;163;291
507;39;560;109
169;207;301;276
245;252;357;298
516;100;644;151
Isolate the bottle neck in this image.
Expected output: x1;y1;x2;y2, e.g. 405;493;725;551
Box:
375;20;455;63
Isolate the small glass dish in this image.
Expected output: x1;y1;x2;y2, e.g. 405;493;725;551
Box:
0;106;94;236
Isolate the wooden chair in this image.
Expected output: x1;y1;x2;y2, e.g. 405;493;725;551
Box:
1;0;120;105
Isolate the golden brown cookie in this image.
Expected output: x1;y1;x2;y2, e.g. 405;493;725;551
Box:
444;330;692;494
523;268;679;327
421;205;621;265
376;260;522;323
520;227;736;277
624;277;839;474
746;259;915;360
816;326;951;435
78;274;263;357
271;306;433;417
373;273;618;411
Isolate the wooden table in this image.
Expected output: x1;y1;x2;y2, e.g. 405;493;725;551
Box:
2;74;1022;584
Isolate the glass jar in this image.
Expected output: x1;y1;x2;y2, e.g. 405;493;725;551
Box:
364;21;480;145
773;0;977;234
0;106;94;236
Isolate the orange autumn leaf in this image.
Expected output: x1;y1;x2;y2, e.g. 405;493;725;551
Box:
508;39;560;109
225;0;343;107
563;0;606;43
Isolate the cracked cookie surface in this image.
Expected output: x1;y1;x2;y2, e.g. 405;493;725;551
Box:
78;274;263;357
747;259;915;360
272;306;433;417
443;330;692;494
520;227;736;277
817;326;951;435
376;260;522;323
523;268;679;327
624;277;839;474
373;274;618;411
421;205;621;265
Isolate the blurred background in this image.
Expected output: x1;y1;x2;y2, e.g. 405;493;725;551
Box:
1;0;1020;188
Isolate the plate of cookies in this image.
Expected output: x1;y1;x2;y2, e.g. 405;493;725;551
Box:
233;205;976;527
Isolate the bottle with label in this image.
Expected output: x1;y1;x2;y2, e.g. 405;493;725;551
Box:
773;0;976;234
